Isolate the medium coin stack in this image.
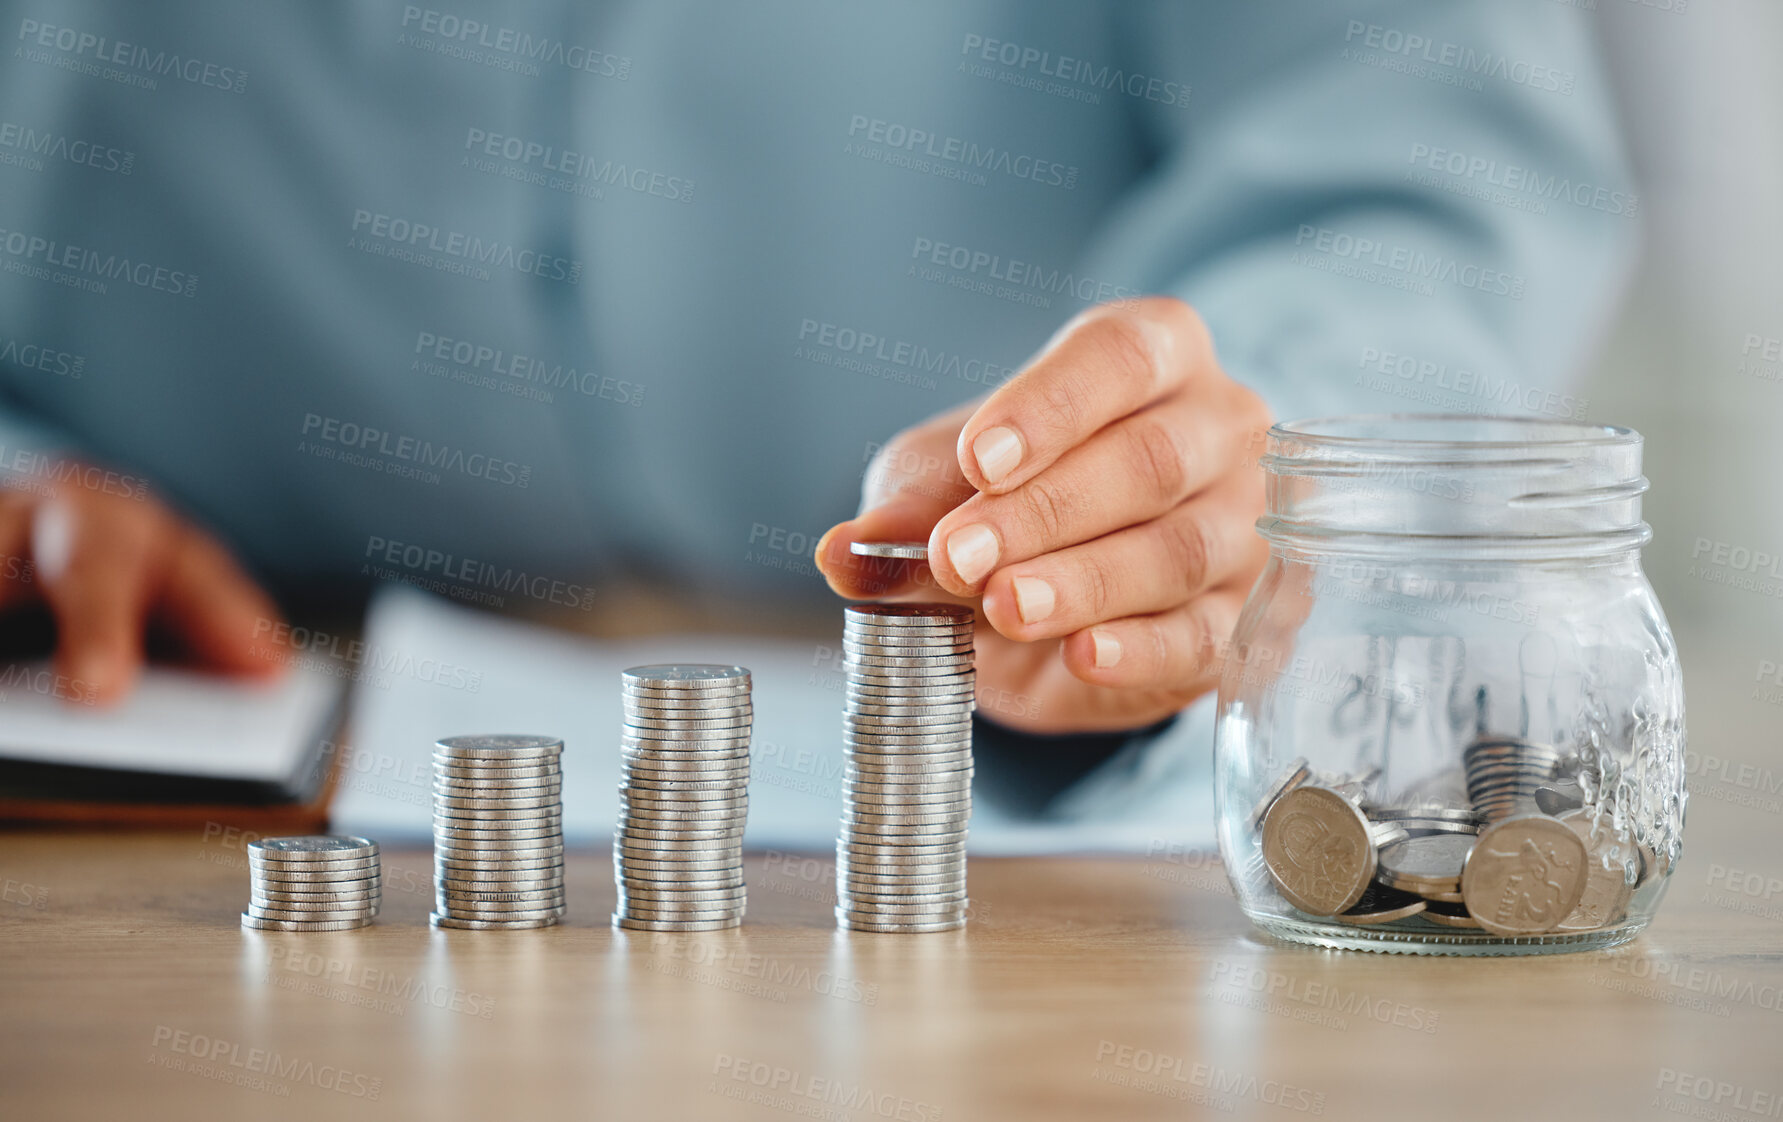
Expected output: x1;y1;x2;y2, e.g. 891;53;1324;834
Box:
1463;735;1562;824
837;602;976;933
431;734;566;930
613;664;752;932
242;836;380;932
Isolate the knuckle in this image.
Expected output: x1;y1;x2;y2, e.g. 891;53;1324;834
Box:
1032;372;1093;440
1159;514;1213;592
1014;475;1075;544
1084;312;1161;392
1127;417;1189;502
1072;554;1117;619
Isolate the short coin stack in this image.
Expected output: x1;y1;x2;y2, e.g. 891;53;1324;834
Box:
1463;735;1563;824
431;734;566;930
242;836;381;931
837;603;976;933
613;665;752;932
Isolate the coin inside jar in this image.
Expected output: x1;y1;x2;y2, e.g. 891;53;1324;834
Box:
1376;833;1474;896
1460;814;1588;936
1261;785;1376;916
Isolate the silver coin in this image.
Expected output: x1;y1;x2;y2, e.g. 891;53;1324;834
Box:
248;864;381;884
623;663;751;687
1377;833;1474;894
429;913;562;929
842;644;974;662
1334;883;1428;926
621;778;750;794
840;830;969;847
845;602;974;623
433;793;563;811
615;905;745;921
618;885;747;902
836;904;967;921
247;851;380;870
1365;804;1480;823
623;718;755;735
849;540;931;560
837;918;964;933
246;902;379;922
1460;815;1588;935
625;696;753;712
620;753;750;771
435;845;565;862
619;870;744;888
434;781;564;799
435;876;565;893
620;801;750;817
248;836;378;859
845;734;975;751
838;871;967;888
613;841;741;859
846;780;975;799
432;821;563;837
432;744;562;763
241;913;372;932
434;760;561;777
845;712;974;730
253;875;383;893
252;886;381;903
845;764;976;780
612;916;739;932
437;896;568;914
616;854;745;871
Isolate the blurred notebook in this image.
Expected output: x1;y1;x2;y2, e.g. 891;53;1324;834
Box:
0;663;348;829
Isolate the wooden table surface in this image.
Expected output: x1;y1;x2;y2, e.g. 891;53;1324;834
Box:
2;821;1780;1122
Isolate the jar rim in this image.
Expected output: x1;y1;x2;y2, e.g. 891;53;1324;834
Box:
1271;413;1638;450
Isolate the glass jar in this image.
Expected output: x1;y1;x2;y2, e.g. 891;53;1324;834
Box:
1214;415;1686;955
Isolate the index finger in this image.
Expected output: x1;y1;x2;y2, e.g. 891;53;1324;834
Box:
955;296;1211;495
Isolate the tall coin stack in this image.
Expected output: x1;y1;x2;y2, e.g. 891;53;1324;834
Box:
837;603;976;933
431;734;566;930
613;665;752;932
242;836;381;932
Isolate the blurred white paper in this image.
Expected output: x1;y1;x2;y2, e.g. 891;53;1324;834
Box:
0;663;340;784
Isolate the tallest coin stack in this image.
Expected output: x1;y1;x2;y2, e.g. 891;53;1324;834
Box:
837;603;976;932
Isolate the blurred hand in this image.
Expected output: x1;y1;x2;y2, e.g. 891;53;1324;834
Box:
0;465;286;706
817;297;1271;735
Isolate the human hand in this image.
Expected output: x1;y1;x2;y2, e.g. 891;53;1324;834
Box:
816;297;1271;735
0;465;286;705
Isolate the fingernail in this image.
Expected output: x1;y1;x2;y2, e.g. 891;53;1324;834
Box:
1091;630;1123;669
945;524;999;586
1012;576;1055;624
972;427;1023;485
